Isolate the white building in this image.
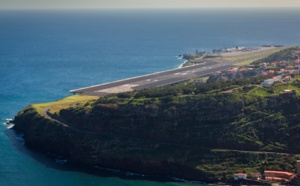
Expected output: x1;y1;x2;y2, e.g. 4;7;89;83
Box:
262;75;282;87
262;79;275;87
234;173;247;180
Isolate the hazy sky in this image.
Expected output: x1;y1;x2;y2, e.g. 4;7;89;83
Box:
1;0;300;9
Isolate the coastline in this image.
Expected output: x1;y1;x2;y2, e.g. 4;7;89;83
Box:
178;60;188;68
9;46;298;186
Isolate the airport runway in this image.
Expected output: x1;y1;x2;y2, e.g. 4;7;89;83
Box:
70;60;233;96
70;48;281;96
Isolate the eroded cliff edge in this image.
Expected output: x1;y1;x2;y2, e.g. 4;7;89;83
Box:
12;81;300;182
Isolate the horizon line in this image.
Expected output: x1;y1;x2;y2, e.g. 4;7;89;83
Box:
1;7;300;10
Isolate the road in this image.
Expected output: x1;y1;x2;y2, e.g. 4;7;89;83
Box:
70;48;280;96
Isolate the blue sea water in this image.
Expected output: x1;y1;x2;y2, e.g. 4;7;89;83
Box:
1;8;300;186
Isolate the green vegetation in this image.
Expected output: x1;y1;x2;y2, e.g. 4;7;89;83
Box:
234;59;259;66
182;53;202;60
253;47;299;64
181;60;194;67
183;47;283;67
224;48;282;62
30;95;98;114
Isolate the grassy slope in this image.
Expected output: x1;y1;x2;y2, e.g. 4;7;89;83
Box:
31;95;98;114
226;48;282;61
231;48;283;66
184;47;284;67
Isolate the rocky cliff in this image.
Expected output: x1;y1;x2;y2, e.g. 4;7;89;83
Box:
13;87;300;182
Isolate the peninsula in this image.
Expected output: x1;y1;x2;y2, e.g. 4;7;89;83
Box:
12;46;300;185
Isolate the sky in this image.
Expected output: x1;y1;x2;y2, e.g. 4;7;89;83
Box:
1;0;300;9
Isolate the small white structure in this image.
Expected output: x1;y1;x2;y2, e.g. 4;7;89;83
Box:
234;173;247;180
262;79;275;87
262;75;282;87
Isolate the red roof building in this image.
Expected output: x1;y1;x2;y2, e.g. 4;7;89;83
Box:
239;68;247;72
295;50;300;55
268;70;275;74
264;170;295;182
284;75;292;82
233;173;247;180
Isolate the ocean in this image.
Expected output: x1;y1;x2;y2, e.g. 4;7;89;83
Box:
1;8;300;186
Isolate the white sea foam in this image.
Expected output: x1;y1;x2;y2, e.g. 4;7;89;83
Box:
6;123;14;129
2;118;13;127
178;60;188;68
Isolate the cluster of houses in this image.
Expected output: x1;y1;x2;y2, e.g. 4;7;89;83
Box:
262;74;295;87
210;51;300;86
210;66;258;80
233;160;300;184
233;170;296;183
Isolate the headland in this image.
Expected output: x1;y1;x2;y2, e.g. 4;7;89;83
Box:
11;45;300;185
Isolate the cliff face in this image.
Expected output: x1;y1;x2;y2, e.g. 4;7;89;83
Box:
59;94;244;148
13;106;215;181
13;92;300;182
58;93;300;152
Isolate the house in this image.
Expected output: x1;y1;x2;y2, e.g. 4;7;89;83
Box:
271;62;278;66
278;68;285;73
239;68;247;72
233;173;247;180
283;75;292;82
295;50;300;56
249;172;261;180
289;69;299;74
264;170;295;182
268;70;275;74
262;79;275;87
262;75;282;87
279;61;287;67
272;75;282;82
260;63;267;69
294;59;300;64
261;71;268;76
